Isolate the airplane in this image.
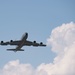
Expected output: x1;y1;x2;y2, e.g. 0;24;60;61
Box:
0;32;46;52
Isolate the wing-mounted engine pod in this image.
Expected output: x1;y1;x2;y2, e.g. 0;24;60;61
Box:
33;41;36;43
1;41;3;44
40;42;43;45
0;41;9;45
10;40;13;42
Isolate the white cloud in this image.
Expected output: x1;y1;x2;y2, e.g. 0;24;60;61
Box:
47;22;75;53
0;22;75;75
0;60;34;75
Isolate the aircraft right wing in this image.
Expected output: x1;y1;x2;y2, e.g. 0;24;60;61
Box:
23;40;46;47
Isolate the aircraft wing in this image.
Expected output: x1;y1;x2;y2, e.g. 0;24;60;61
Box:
24;40;46;47
0;40;46;47
0;39;46;52
5;40;46;52
7;40;46;47
0;41;9;45
0;40;21;45
8;40;21;45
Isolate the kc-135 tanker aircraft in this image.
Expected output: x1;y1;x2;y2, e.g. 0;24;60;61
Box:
0;33;46;52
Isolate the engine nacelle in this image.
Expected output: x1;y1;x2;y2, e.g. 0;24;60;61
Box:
40;42;43;45
1;41;3;44
33;41;36;43
10;40;13;42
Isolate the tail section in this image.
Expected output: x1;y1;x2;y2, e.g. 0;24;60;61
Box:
7;49;24;52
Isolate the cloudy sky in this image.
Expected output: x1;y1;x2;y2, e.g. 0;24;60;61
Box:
0;0;75;75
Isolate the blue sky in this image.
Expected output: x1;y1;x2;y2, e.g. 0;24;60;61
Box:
0;0;75;68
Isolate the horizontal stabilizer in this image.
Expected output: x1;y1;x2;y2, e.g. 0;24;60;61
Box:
7;49;24;51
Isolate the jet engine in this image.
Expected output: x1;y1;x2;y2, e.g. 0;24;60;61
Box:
1;41;3;44
40;42;43;45
10;40;13;42
33;41;36;43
